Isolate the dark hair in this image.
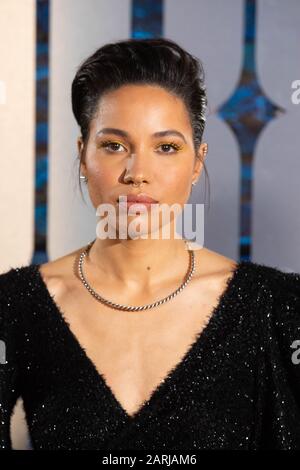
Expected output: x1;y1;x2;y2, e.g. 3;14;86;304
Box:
71;37;210;206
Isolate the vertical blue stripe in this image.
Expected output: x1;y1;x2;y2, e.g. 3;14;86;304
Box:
131;0;163;38
32;0;49;264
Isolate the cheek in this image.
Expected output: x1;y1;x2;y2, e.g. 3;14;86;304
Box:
87;160;116;189
85;162;118;207
97;169;116;188
163;166;192;193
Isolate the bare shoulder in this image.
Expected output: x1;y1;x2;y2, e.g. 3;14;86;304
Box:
193;245;238;276
38;246;84;297
191;246;238;295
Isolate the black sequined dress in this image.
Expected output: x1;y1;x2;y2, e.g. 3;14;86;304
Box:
1;260;300;450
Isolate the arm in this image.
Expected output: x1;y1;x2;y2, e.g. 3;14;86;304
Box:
259;266;300;449
0;268;22;450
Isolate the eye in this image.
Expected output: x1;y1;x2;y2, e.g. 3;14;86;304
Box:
99;141;126;153
157;142;182;154
98;140;182;154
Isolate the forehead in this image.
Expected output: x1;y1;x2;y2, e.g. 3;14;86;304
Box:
93;84;191;131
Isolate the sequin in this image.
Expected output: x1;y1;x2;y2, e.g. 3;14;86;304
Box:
1;260;300;450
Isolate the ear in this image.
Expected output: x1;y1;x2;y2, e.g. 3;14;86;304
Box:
192;142;208;184
77;136;86;172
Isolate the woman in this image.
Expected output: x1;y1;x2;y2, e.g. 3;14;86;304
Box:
1;38;300;451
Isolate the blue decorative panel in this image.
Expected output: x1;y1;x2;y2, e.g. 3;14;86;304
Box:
132;0;163;38
218;0;284;260
33;0;49;264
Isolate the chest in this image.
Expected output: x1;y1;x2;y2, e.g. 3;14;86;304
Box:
47;274;226;417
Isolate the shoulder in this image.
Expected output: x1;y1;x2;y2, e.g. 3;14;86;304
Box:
0;264;40;329
238;260;300;346
200;250;300;314
244;260;300;305
235;258;300;309
0;263;37;298
208;251;300;297
194;246;238;279
37;246;83;299
262;262;300;326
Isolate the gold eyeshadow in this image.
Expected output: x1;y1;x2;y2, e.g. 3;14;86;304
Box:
157;141;183;151
97;139;184;153
98;140;125;148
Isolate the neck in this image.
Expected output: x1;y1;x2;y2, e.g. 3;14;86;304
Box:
85;236;189;289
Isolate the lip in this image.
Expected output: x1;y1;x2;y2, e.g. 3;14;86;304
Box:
117;193;159;204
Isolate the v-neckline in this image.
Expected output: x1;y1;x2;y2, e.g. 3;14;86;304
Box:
32;260;245;423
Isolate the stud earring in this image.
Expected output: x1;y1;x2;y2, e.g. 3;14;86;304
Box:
80;175;88;183
191;181;197;192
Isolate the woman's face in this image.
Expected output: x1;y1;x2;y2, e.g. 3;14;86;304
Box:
78;84;206;236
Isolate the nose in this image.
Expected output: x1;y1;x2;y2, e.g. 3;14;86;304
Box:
123;152;150;185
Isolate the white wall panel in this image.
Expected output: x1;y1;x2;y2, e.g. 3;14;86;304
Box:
0;0;36;271
253;0;300;271
49;0;131;260
165;0;243;259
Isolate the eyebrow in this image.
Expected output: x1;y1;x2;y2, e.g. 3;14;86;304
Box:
96;128;187;144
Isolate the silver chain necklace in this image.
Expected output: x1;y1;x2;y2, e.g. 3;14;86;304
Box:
77;239;195;311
